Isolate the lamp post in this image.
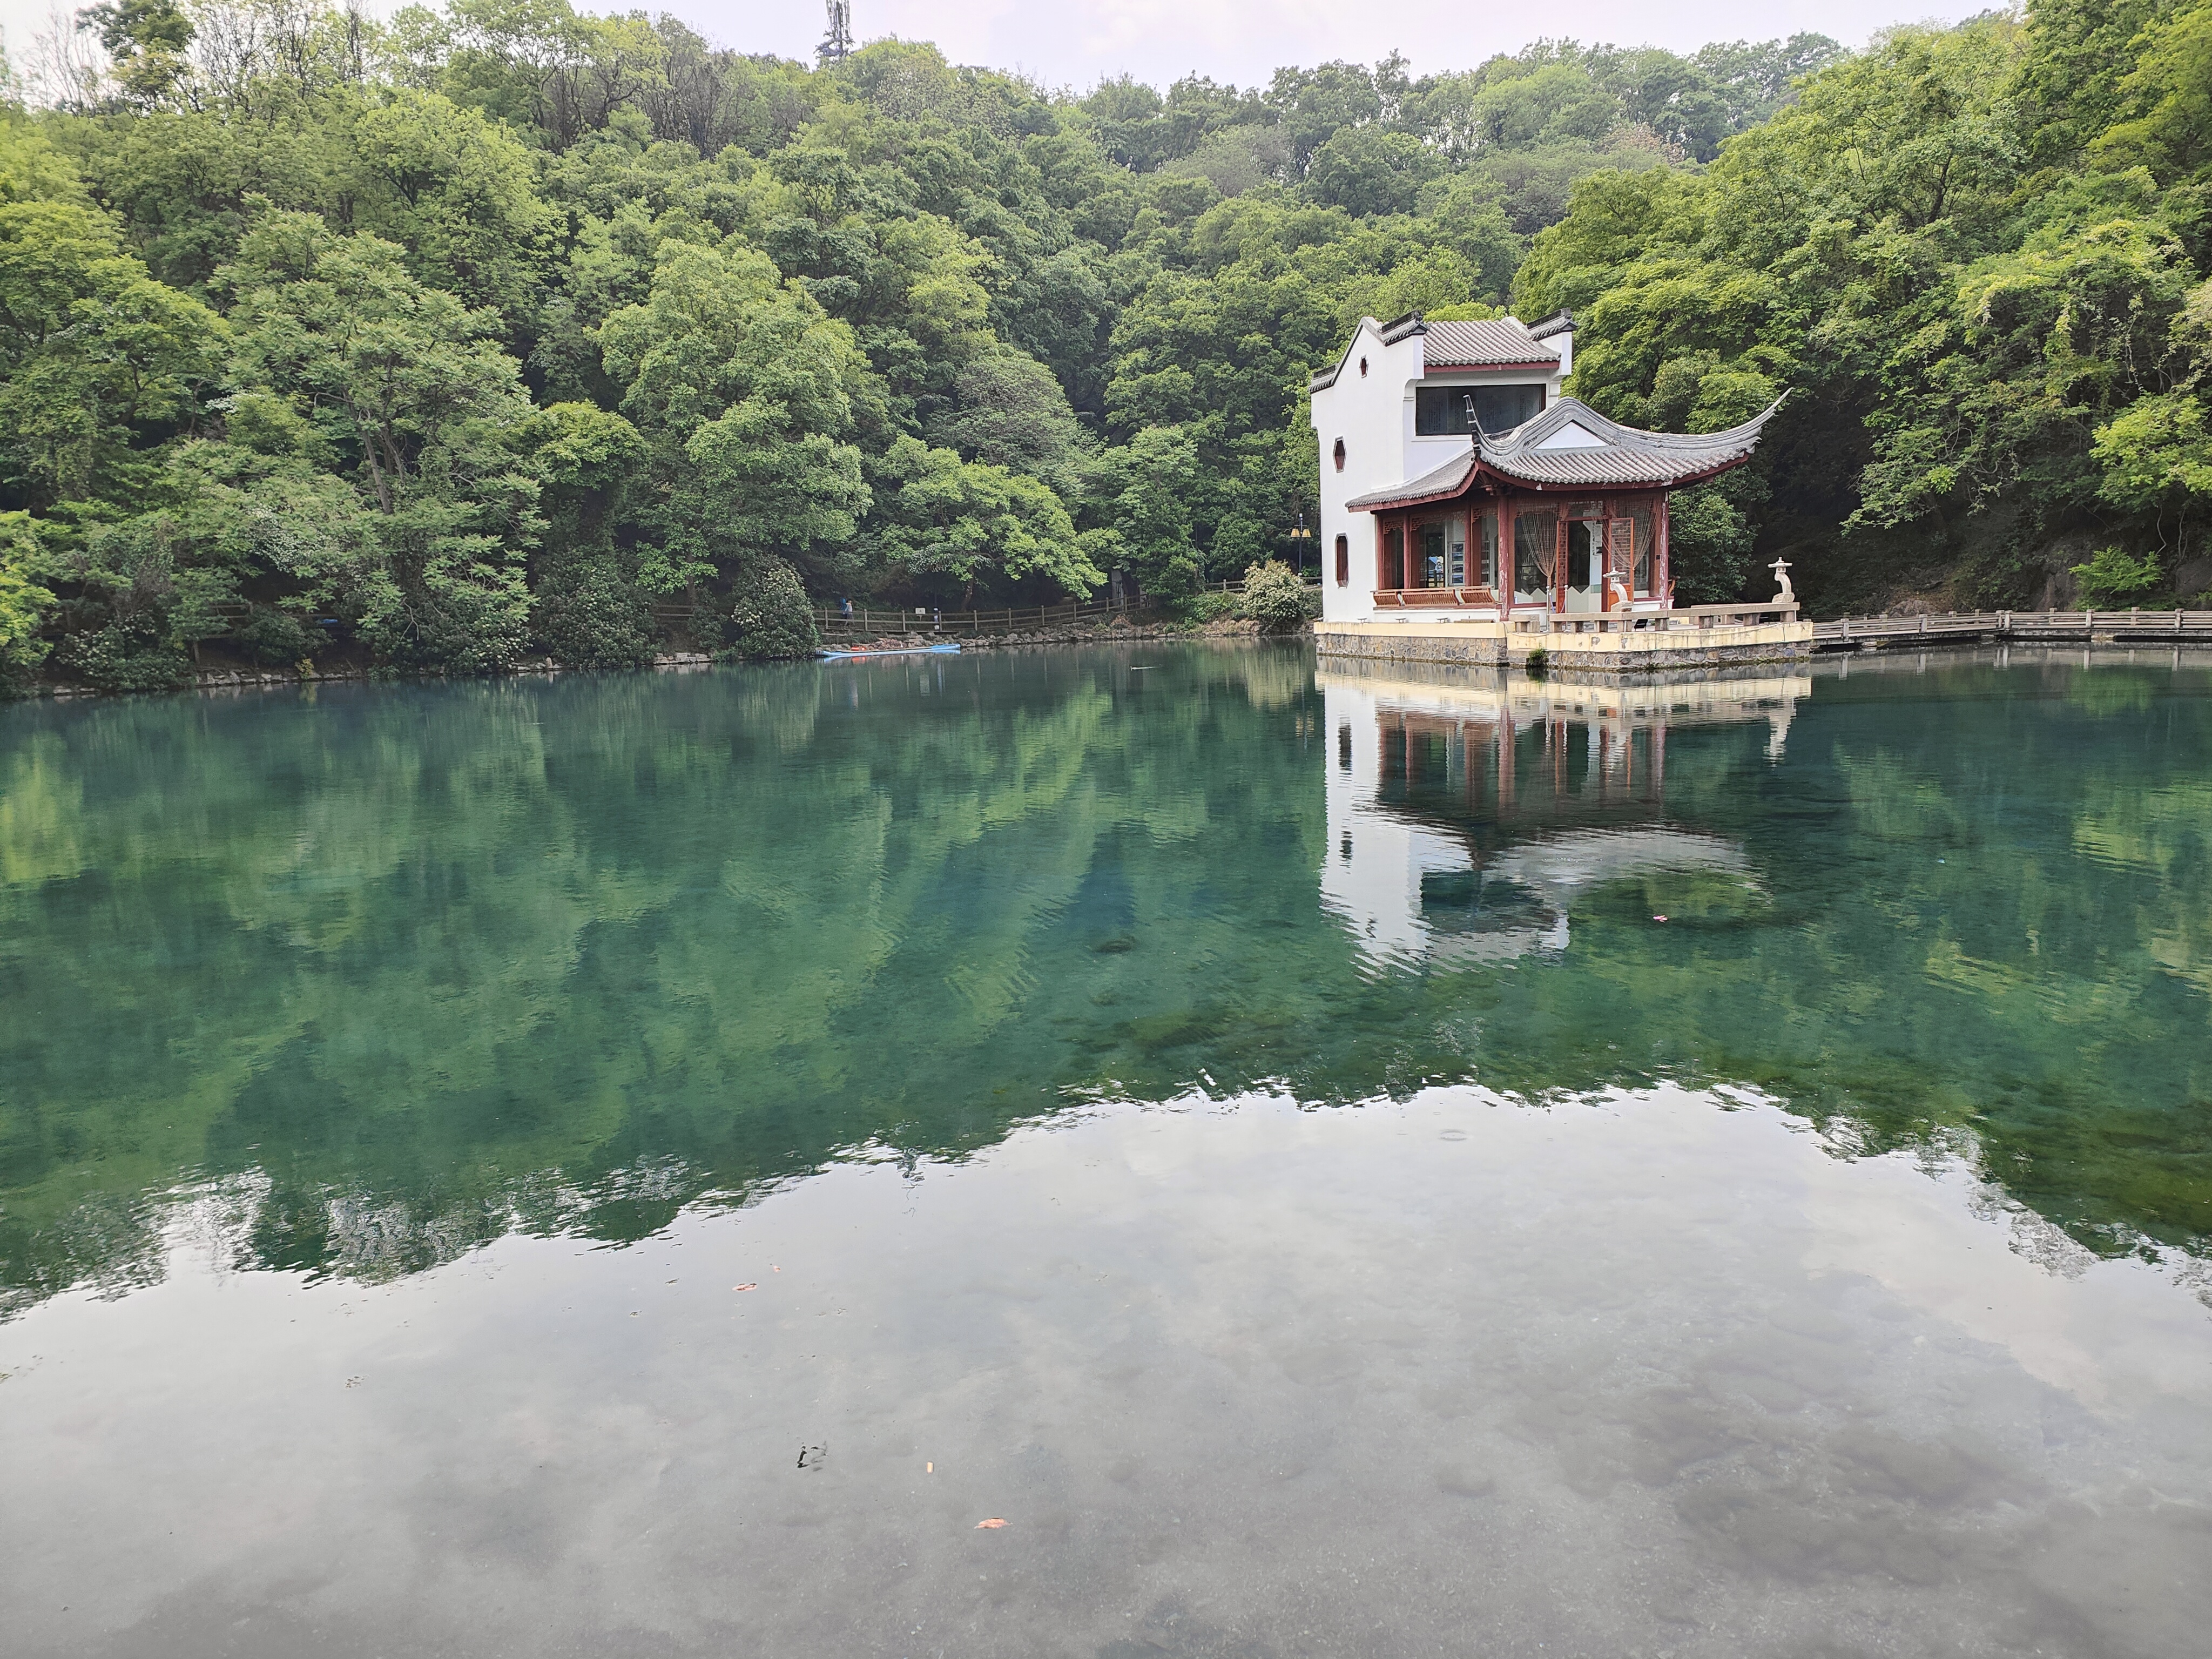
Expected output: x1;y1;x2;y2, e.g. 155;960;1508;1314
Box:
1288;512;1312;578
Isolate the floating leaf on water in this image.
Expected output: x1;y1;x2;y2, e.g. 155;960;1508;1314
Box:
975;1518;1008;1529
733;1283;758;1292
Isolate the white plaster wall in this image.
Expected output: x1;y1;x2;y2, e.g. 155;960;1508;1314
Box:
1310;321;1567;622
1309;320;1424;624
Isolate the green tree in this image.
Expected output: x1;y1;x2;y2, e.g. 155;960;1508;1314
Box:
1083;424;1202;598
0;126;222;510
867;433;1093;603
221;210;543;669
597;240;875;596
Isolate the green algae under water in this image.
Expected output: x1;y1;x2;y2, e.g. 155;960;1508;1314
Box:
4;644;2207;1298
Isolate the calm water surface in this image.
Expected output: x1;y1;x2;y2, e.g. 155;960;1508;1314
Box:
3;644;2210;1657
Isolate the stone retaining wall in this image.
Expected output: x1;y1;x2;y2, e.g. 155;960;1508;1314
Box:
1316;623;1810;673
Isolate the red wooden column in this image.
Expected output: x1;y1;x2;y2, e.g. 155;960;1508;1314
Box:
1555;514;1568;614
1500;502;1514;619
1657;493;1671;609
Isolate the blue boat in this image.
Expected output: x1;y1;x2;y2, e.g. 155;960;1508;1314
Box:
818;642;962;660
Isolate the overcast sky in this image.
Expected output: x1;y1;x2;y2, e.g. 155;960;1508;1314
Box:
5;0;1990;100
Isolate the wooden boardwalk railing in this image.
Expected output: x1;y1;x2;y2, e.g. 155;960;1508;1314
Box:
812;596;1135;639
1812;609;2212;648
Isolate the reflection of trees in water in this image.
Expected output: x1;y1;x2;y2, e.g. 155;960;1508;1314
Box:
2;651;2210;1311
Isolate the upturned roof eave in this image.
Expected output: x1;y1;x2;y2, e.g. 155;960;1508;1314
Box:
1344;450;1758;512
1470;454;1758;493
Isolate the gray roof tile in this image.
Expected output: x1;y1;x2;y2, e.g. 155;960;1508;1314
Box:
1344;450;1476;511
1421;318;1561;368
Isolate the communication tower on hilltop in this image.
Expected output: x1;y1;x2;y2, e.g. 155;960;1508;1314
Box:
819;1;854;65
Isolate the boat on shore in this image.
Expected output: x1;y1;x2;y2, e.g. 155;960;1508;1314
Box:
818;642;963;660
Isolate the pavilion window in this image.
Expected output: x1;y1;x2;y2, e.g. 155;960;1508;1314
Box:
1476;511;1499;589
1629;503;1655;595
1381;526;1404;590
1414;384;1547;436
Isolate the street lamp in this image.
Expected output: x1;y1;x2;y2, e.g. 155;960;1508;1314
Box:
1288;512;1312;577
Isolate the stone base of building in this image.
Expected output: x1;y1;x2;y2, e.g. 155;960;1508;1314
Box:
1315;615;1813;673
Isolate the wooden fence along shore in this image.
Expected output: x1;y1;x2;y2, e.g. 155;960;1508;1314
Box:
814;596;1130;639
803;578;1259;640
1810;609;2212;648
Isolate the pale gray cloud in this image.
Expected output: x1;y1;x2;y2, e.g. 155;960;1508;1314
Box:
659;0;1988;91
4;0;1993;100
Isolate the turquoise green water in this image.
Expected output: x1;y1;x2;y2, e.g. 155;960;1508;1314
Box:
4;646;2207;1300
4;644;2212;1657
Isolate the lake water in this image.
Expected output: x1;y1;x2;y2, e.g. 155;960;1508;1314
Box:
3;643;2210;1657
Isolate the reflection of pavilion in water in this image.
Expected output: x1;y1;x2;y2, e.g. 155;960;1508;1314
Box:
1320;663;1809;967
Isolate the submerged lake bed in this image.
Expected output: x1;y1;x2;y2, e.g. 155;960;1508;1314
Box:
4;644;2211;1656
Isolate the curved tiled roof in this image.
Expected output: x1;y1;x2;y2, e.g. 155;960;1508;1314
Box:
1344;449;1476;512
1339;395;1785;511
1478;395;1785;488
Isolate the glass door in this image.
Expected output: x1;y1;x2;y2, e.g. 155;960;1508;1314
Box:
1513;510;1556;608
1563;506;1604;613
1606;517;1634;609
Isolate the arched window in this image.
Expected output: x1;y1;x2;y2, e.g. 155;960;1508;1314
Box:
1332;438;1345;471
1334;534;1349;587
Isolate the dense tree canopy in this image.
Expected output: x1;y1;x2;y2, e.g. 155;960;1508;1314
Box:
1519;3;2212;612
53;4;2171;684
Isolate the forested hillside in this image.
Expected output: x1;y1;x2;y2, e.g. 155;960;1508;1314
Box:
0;4;1838;684
6;4;2206;687
1522;1;2212;617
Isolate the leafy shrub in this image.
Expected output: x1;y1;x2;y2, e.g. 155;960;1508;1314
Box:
722;561;820;660
237;607;320;665
2070;546;2163;608
1667;480;1760;604
59;616;193;692
1240;561;1315;632
532;550;655;669
1174;590;1237;624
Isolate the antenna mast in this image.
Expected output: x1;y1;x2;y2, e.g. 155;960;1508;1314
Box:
819;0;854;65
